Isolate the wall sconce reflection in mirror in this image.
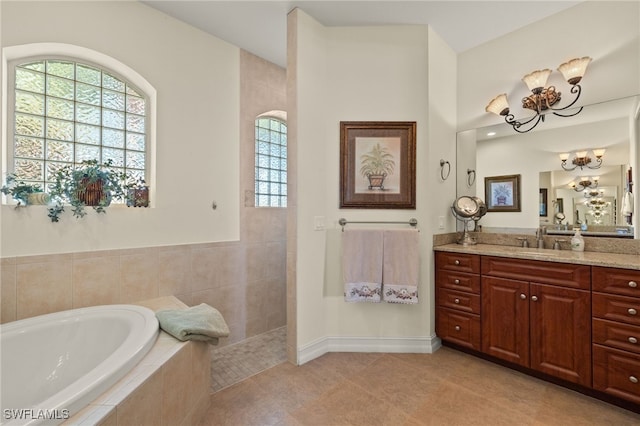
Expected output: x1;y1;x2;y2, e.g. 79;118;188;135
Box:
559;149;605;171
467;169;476;187
570;176;599;192
439;159;451;181
485;57;592;133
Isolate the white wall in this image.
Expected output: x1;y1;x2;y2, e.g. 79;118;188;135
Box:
1;1;240;256
458;1;640;132
291;9;456;359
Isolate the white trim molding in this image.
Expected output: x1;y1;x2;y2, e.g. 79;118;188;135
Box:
297;335;442;365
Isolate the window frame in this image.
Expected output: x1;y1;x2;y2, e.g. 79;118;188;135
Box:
2;43;157;205
254;113;287;208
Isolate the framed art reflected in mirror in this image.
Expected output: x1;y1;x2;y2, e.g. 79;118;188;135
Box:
485;174;521;212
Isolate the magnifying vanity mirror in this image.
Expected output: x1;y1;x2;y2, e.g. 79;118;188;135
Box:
456;95;640;239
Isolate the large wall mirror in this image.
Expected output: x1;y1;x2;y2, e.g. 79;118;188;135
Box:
456;95;639;238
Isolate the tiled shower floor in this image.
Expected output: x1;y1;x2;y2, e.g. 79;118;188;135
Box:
210;326;287;392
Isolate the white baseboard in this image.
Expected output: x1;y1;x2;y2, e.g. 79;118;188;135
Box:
297;335;442;365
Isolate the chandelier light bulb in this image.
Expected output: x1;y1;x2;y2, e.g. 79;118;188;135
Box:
522;69;552;92
485;93;510;116
557;57;592;85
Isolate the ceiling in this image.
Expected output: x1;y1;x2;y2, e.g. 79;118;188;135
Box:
142;1;581;68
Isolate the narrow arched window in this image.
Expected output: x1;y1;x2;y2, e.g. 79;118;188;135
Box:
255;114;287;207
8;58;148;191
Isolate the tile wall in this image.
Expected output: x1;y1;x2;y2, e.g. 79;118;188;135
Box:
0;233;286;346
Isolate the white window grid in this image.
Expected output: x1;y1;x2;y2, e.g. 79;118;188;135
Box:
8;58;147;191
255;117;287;207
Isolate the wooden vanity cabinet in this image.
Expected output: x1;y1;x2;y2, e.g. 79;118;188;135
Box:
480;256;592;387
592;266;640;404
435;252;481;350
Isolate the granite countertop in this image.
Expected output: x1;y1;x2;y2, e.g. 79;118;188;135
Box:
434;243;640;270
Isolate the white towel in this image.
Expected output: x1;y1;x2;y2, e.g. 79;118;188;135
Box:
622;191;634;217
382;229;419;304
342;229;383;303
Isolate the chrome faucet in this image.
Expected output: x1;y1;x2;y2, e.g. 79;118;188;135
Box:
536;226;546;248
516;237;529;248
553;239;566;250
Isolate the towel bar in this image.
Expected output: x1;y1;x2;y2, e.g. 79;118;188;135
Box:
339;218;418;231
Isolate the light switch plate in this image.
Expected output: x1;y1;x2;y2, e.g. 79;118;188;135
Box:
314;216;325;231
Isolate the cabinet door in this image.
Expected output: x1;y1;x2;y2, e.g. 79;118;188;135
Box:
530;283;592;386
482;276;529;367
593;344;640;404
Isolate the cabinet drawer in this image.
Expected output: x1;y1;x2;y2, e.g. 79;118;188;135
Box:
436;307;481;350
481;256;590;290
593;293;640;326
593;318;640;355
438;288;481;314
593;267;640;297
436;269;480;294
593;344;640;404
435;251;480;274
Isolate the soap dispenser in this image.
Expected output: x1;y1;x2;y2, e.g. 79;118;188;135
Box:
571;228;585;252
581;218;588;232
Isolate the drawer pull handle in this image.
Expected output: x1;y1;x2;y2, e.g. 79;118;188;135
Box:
454;260;460;265
454;279;460;284
531;295;538;302
454;325;461;331
629;281;638;288
629;337;638;344
454;298;460;304
630;376;639;384
520;294;527;300
629;308;638;316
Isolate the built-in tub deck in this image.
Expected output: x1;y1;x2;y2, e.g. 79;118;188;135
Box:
63;296;211;426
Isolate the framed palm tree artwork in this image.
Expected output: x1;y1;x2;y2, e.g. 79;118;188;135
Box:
340;121;416;209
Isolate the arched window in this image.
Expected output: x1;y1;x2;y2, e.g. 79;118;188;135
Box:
255;113;287;207
3;43;155;202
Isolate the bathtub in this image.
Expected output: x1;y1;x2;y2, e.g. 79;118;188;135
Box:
1;305;159;426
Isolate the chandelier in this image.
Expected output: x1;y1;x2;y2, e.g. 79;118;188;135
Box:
585;198;609;208
570;176;599;192
584;189;604;199
485;57;592;133
585;195;610;224
559;149;605;171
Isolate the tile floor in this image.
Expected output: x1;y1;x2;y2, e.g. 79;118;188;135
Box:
204;341;640;426
210;326;287;392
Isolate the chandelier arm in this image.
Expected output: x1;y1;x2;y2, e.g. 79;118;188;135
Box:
549;84;582;113
505;113;543;133
553;106;583;118
587;157;603;169
561;161;577;171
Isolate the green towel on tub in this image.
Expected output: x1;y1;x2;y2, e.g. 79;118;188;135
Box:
156;303;230;345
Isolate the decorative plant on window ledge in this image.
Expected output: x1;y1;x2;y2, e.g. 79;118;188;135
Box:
125;177;150;208
1;174;48;207
47;159;128;222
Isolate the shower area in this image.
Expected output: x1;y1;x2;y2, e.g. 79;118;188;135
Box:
209;50;289;391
